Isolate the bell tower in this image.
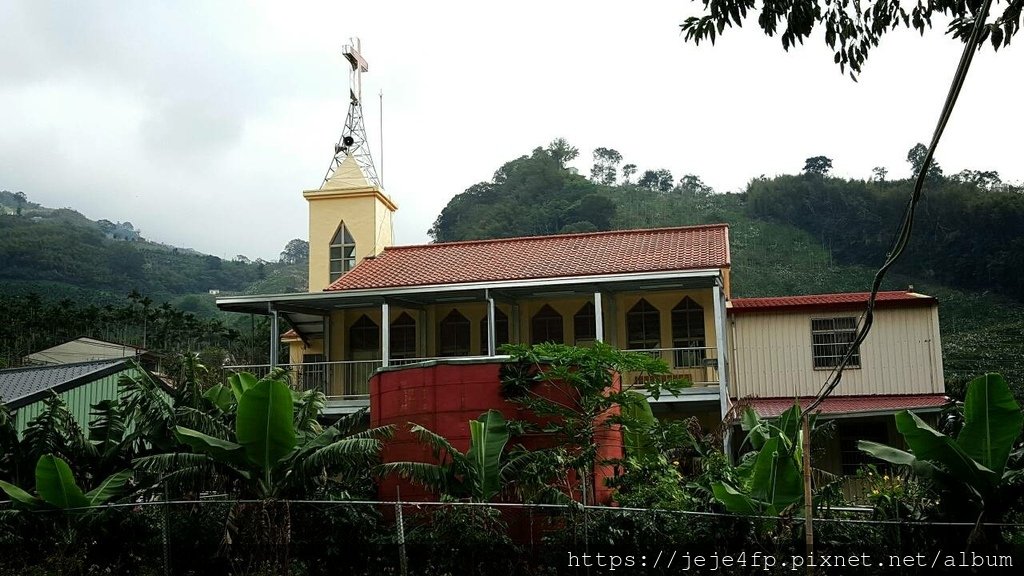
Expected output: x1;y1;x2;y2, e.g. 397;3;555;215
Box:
304;38;396;291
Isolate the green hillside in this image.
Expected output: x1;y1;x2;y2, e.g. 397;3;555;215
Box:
0;190;306;368
429;142;1024;396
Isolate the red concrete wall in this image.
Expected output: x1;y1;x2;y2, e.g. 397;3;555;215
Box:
370;360;623;505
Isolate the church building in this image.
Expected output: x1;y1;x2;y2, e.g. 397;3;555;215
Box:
216;41;948;487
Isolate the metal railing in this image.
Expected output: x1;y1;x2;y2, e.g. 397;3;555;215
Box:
622;346;720;389
224;361;381;400
224;347;721;401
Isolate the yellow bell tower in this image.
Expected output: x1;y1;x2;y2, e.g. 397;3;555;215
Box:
303;38;396;292
303;155;396;290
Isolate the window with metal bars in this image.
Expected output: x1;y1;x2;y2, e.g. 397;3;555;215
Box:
811;317;860;369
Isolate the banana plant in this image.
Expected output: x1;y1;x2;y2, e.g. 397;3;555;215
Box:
140;372;391;499
711;403;822;515
858;373;1024;519
0;454;130;511
382;409;571;503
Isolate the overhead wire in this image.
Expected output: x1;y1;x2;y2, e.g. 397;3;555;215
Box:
805;0;995;414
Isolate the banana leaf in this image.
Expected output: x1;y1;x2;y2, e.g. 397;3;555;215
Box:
236;379;297;470
956;373;1023;477
466;409;510;501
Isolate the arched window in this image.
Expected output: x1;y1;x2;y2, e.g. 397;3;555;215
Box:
671;297;706;367
390;312;417;360
348;314;379;358
329;222;356;283
479;308;509;354
626;299;660;350
438;309;470;357
531;304;563;345
573;302;596;344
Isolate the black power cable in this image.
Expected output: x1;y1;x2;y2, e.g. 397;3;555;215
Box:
805;0;995;414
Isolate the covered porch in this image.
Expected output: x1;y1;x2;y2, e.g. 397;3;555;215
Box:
217;269;732;418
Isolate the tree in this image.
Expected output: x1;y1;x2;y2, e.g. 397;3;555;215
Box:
953;169;1002;189
279;238;309;264
907;142;944;181
13;191;26;216
680;0;1022;78
546;138;579;168
638;169;675;193
678;174;714;197
871;166;888;182
803;155;833;176
590;147;623;185
622;163;638;184
499;342;689;504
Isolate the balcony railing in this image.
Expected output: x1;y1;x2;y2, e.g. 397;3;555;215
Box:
621;346;720;389
224;347;720;402
224;361;382;400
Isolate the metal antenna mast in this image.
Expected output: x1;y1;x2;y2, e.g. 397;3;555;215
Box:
322;38;381;188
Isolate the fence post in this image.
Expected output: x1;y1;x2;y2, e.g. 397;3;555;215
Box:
162;483;171;576
395;488;408;576
802;414;814;575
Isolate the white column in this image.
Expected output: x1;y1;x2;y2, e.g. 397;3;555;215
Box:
381;302;390;367
486;294;497;356
593;292;604;342
269;304;279;368
712;279;732;456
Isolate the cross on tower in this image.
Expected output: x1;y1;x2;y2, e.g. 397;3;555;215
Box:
344;39;369;105
322;37;381;188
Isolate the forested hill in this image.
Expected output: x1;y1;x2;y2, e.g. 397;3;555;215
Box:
0;190;307;304
430;141;1024;393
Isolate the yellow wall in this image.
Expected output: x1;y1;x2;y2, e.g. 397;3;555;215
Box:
303;188;396;292
728;305;945;398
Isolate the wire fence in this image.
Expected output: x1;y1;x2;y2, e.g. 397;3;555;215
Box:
1;498;1022;575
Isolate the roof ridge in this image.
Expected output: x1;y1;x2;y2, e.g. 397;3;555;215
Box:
732;290;931;301
0;358;127;375
384;223;731;252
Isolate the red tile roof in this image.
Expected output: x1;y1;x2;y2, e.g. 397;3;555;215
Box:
729;291;936;314
736;394;949;418
326;225;730;291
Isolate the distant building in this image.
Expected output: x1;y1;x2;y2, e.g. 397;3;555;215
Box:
23;337;159;371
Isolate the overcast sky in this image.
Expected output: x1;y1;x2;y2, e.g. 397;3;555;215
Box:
1;1;1021;261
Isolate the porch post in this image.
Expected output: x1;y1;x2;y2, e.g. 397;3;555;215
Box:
593;292;604;343
381;302;390;368
269;303;279;368
712;278;732;455
486;290;497;356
